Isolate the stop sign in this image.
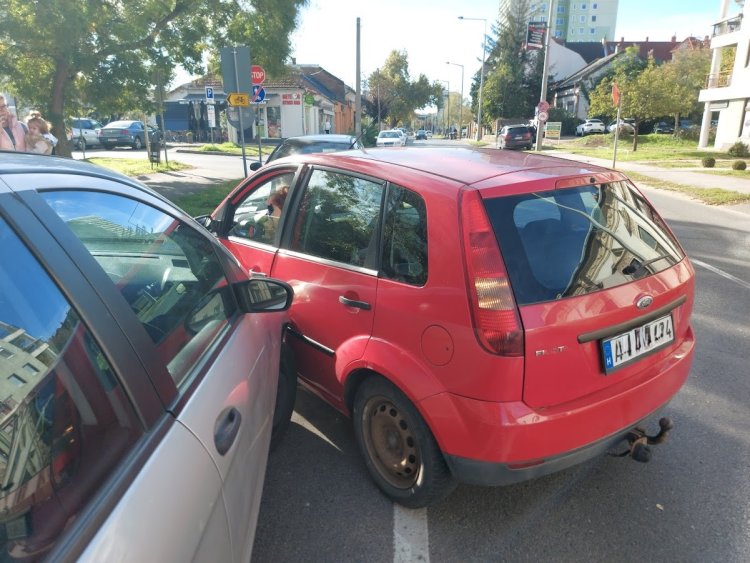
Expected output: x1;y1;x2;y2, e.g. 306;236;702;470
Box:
252;65;266;85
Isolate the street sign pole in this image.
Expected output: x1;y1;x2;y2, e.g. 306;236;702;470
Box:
535;0;555;152
233;47;248;177
251;70;266;166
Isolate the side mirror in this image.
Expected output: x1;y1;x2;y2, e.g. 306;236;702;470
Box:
249;161;262;171
236;278;293;313
194;214;214;231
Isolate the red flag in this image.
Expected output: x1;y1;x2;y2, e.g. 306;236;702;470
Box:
612;83;621;106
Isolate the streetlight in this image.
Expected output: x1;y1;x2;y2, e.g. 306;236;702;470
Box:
437;79;450;136
446;61;463;139
459;15;487;141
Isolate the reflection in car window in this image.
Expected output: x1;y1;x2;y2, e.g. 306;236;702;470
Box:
380;185;428;285
289;170;384;267
41;191;236;386
0;218;140;559
230;172;296;245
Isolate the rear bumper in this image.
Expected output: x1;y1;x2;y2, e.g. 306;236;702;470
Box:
418;328;694;486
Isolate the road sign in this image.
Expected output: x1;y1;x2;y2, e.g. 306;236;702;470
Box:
205;86;214;101
545;121;562;139
252;65;266;85
207;104;216;128
227;92;250;106
537;100;550;113
252;85;266;103
537;110;549;123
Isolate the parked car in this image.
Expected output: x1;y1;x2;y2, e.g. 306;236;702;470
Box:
376;129;406;147
250;134;361;171
415;129;428;140
497;124;534;150
204;147;696;508
653;121;675;134
576;118;607;136
99;120;161;150
67;117;103;149
425;130;433;138
0;152;295;560
608;119;636;135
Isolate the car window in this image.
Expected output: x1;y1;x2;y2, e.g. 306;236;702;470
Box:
229;171;296;245
380;184;428;285
41;191;237;387
289;169;384;268
0;217;141;559
485;181;685;305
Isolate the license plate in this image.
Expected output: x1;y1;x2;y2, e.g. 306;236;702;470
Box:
601;314;674;373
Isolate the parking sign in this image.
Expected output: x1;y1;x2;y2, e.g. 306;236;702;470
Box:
205;86;214;101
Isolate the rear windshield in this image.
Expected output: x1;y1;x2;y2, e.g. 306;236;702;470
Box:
505;127;529;135
484;181;685;306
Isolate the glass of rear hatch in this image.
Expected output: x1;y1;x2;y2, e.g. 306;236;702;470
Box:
483;180;685;306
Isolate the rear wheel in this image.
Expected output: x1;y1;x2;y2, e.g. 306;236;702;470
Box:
75;138;87;150
353;377;456;508
132;136;143;150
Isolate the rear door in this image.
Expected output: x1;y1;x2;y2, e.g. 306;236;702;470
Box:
271;167;384;406
484;176;694;408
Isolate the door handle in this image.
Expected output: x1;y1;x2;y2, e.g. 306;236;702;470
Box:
339;295;371;310
214;407;242;456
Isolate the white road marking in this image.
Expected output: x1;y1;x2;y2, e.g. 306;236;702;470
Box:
691;259;750;290
393;505;430;562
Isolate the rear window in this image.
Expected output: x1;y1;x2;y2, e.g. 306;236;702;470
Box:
274;140;352;160
484;181;685;306
505;127;529;135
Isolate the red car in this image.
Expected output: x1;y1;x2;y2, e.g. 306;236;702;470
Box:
206;147;695;507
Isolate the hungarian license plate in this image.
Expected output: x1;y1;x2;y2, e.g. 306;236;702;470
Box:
601;314;674;373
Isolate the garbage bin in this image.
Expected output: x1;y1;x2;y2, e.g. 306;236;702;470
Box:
149;142;161;168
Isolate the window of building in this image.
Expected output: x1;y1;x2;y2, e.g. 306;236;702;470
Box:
579;27;585;33
593;3;598;8
556;17;564;25
555;30;563;37
290;170;384;268
0;347;12;359
0;216;141;559
582;3;587;8
541;15;547;22
42;191;237;387
558;5;566;13
591;28;596;34
571;28;577;34
22;363;39;375
580;15;586;22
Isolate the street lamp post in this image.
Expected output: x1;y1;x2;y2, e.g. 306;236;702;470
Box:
459;16;487;141
446;61;463;139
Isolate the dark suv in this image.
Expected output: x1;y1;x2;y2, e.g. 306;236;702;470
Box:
497;125;534;150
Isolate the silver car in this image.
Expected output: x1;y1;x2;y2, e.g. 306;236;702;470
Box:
0;152;295;561
67;117;103;149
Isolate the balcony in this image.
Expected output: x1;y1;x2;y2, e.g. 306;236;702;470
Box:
705;71;732;89
712;14;743;37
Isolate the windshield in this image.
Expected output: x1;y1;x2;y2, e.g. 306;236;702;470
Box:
485;181;685;305
379;131;399;138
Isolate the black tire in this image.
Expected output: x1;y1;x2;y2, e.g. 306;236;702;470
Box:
75;138;86;150
270;344;297;451
352;377;456;508
132;136;143;150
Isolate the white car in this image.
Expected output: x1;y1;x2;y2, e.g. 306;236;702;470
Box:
376;129;406;147
67;117;103;149
607;119;636;135
0;153;295;562
576;119;607;136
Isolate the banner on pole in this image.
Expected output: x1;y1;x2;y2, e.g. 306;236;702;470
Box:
612;83;621;106
526;22;546;49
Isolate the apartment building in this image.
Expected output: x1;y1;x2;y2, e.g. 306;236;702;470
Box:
698;0;749;149
499;0;619;42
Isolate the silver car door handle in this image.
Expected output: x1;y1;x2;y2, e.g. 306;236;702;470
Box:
214;407;242;456
339;296;371;310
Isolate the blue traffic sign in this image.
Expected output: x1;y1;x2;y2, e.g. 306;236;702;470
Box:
252;85;266;103
205;86;214;101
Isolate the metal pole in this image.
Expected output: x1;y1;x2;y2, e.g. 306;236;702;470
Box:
459;16;488;141
233;47;248;177
355;17;362;136
257;105;262;165
535;0;555;152
612;97;622;168
157;67;169;167
377;70;381;132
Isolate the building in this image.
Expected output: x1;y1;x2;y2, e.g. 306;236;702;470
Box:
499;0;619;43
698;0;748;149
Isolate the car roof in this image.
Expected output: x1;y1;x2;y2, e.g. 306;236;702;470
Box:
275;147;611;187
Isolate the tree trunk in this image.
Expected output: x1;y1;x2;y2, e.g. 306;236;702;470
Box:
632;119;639;152
50;60;72;157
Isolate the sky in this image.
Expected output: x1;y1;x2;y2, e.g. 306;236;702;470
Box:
172;0;725;97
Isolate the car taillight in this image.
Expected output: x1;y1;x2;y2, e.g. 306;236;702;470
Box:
460;189;524;356
120;129;129;134
504;134;512;140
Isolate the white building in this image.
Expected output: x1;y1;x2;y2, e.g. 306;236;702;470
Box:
500;0;619;42
698;0;749;149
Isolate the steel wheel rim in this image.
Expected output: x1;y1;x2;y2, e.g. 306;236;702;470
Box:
362;395;420;489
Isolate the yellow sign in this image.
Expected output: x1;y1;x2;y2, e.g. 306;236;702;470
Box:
545;121;562;140
227;92;249;107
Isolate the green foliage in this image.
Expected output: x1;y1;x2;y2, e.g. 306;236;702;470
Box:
0;0;308;156
732;160;747;170
702;157;716;168
547;107;578;136
727;141;750;157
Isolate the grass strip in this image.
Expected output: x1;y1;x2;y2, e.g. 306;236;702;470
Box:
87;157;191;176
168;180;241;216
627;171;750;205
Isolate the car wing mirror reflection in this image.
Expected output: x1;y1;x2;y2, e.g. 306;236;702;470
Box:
237;278;293;313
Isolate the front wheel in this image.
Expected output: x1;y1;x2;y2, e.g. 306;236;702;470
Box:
353;377;456;508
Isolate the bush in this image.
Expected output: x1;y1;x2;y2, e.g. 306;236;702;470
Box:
728;141;750;157
732;160;747;170
702;157;716;168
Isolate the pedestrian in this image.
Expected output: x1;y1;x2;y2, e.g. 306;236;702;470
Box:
25;116;54;155
0;94;27;151
324;118;331;134
27;111;58;151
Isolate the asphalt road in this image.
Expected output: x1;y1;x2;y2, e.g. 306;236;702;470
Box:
76;142;750;562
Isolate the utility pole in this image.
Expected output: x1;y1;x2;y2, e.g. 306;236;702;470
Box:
355;17;362;136
535;0;555;152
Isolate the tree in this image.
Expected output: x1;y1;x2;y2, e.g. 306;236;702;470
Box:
659;48;711;129
0;0;308;156
364;51;442;127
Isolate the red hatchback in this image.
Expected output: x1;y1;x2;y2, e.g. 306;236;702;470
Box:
206;147;696;507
